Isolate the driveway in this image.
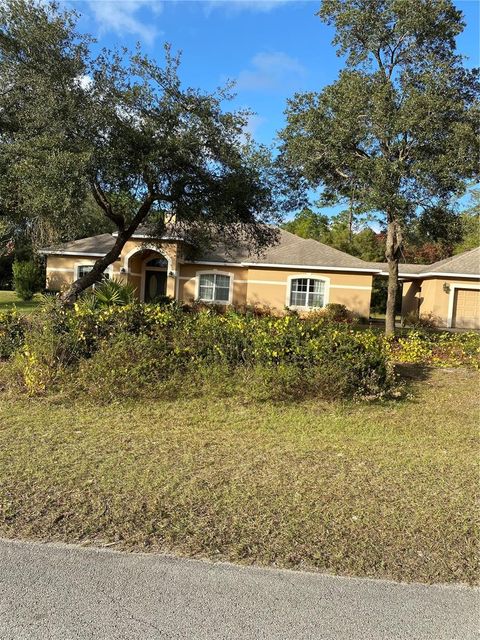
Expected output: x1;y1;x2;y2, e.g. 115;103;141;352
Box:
0;538;478;639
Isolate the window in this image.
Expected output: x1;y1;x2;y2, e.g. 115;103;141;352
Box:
76;265;110;281
289;278;326;308
198;273;231;303
146;257;168;268
77;265;94;279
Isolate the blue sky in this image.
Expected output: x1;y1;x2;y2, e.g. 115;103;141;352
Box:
71;0;479;218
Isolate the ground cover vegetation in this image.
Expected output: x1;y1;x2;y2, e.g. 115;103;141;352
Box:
0;301;478;584
0;361;478;585
0;290;41;313
0;300;478;401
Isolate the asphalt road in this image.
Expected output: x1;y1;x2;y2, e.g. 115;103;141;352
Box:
0;538;478;640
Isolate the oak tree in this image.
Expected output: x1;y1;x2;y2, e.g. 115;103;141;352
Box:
279;0;479;333
0;0;279;304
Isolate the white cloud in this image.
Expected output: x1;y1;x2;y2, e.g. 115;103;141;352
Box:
240;113;267;142
205;0;290;13
236;51;306;92
75;74;93;90
87;1;162;44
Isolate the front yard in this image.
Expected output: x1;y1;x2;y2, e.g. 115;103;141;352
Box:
0;290;41;313
0;366;478;584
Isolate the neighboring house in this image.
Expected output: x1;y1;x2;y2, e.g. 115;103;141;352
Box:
40;229;480;328
395;248;480;329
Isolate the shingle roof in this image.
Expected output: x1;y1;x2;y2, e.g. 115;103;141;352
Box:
369;247;480;277
418;247;480;276
40;230;479;277
365;261;423;275
41;228;380;271
41;234;116;255
198;229;377;270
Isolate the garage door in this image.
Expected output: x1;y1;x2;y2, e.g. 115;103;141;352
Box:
452;288;480;329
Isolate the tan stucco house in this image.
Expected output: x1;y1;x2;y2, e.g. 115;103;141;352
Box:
41;229;480;328
41;228;377;318
395;248;480;329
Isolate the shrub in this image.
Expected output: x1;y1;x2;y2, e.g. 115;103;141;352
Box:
12;260;42;301
317;303;355;323
13;317;83;395
388;330;480;369
0;309;27;359
3;302;478;401
60;309;396;402
403;311;438;329
91;278;137;307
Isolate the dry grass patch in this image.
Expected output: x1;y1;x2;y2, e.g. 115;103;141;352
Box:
0;367;478;584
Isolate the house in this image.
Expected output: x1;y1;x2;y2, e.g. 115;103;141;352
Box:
395;248;480;329
41;227;377;318
40;229;480;328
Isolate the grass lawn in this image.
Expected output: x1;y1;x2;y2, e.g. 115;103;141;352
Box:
0;367;478;584
0;290;42;313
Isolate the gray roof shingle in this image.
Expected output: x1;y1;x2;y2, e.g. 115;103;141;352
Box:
418;247;480;276
41;234;116;255
41;230;479;277
369;247;480;277
41;228;379;271
197;230;376;270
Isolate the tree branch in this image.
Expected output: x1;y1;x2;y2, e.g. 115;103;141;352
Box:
91;181;125;230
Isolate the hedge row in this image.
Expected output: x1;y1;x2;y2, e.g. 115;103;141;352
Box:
0;303;478;402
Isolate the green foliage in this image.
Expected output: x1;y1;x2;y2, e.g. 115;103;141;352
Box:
12;260;42;301
0;0;280;302
89;278;137;308
388;330;480;369
280;0;479;333
3;304;478;399
282;208;330;241
454;190;480;254
316;303;356;323
2;304;396;400
0;309;26;358
12;316;83;394
282;209;385;261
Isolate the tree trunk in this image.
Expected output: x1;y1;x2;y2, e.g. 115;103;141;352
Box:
385;217;402;336
60;232;131;306
60;192;157;306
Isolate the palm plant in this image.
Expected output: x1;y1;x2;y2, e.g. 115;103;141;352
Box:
93;278;137;307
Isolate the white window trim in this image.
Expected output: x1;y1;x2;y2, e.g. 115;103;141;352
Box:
74;262;113;280
195;270;234;305
446;283;480;328
286;274;330;310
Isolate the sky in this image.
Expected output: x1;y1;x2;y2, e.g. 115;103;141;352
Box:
69;0;480;218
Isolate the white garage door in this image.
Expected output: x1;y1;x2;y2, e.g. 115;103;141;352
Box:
453;288;480;329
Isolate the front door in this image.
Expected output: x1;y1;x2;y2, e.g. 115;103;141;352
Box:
145;270;167;302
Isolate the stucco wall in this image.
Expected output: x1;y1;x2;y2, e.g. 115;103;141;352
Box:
46;255;121;291
46;238;182;299
45;242;480;326
178;264;250;307
45;239;374;317
178;264;373;317
417;276;480;327
401;281;422;318
121;239;181;298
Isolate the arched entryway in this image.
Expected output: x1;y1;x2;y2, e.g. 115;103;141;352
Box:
122;246;173;302
143;255;169;302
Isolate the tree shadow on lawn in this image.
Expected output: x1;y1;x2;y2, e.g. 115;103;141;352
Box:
395;363;432;383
